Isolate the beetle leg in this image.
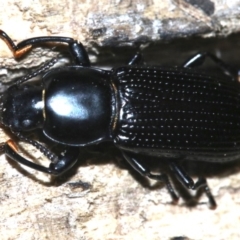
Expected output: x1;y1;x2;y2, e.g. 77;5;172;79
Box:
0;30;90;66
48;146;80;175
121;151;179;203
168;161;194;188
194;177;217;209
2;139;80;176
0;30;32;59
182;52;237;80
169;161;216;209
1;140;52;174
14;132;80;175
127;52;143;65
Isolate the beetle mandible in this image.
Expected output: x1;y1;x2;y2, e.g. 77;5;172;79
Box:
0;30;240;209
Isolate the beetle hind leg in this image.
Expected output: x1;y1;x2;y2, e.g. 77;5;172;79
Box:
121;151;179;203
194;177;217;209
169;161;217;209
182;52;237;81
122;151;216;208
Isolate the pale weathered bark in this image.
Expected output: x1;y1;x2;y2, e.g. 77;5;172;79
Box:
0;1;240;240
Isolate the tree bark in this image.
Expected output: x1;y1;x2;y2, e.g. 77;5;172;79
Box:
1;1;240;239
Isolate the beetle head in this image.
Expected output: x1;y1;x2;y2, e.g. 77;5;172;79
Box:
0;84;44;131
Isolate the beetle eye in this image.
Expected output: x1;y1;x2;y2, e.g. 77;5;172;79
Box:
22;119;32;127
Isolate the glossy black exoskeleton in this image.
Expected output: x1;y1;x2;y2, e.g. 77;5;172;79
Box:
0;30;240;209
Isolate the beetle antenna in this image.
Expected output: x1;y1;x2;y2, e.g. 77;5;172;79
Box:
13;132;58;162
13;58;59;86
0;58;59;94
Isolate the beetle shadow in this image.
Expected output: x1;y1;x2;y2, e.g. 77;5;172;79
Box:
114;154;240;208
3;130;240;208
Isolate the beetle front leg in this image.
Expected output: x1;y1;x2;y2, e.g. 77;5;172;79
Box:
121;151;179;203
0;30;90;66
48;146;80;175
2;140;80;176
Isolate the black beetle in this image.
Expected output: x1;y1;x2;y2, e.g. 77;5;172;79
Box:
0;30;240;209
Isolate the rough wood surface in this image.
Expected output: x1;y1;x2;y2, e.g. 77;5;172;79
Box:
1;1;240;240
1;0;240;68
